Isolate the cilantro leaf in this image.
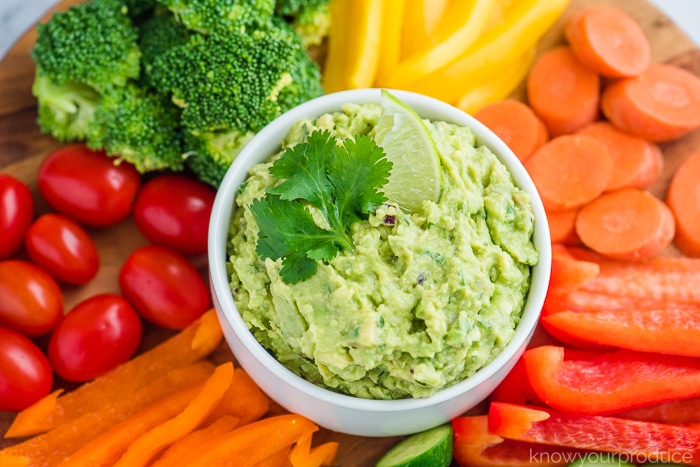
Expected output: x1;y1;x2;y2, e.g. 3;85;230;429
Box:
249;130;392;284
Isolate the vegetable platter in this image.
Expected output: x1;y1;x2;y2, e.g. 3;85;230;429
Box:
1;0;700;465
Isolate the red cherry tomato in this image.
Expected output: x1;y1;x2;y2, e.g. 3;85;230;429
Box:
119;245;211;329
48;294;142;382
133;174;216;255
0;260;63;336
37;144;141;227
0;174;34;259
25;213;100;285
0;327;53;411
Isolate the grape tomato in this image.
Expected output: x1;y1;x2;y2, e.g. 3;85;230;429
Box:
0;174;34;259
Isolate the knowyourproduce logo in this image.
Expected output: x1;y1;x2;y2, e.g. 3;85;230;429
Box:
529;450;695;465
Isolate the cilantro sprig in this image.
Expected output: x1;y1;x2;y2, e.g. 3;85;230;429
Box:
249;130;392;284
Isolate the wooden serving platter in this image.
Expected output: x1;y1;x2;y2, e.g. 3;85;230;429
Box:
1;0;699;465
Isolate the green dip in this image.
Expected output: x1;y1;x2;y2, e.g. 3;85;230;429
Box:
227;103;538;400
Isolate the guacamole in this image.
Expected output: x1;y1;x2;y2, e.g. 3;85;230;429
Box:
227;103;538;400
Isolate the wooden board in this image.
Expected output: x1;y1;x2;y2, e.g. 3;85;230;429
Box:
1;0;699;465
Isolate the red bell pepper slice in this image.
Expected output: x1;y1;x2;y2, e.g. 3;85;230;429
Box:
617;395;700;425
523;345;700;415
547;244;600;300
488;402;700;466
542;306;700;357
452;415;583;467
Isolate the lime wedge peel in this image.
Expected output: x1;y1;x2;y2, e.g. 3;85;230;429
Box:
373;90;442;213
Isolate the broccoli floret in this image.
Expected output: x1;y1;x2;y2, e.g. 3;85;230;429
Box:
87;82;184;172
31;0;141;94
274;0;331;48
184;130;255;187
156;21;323;135
122;0;159;20
32;73;101;141
157;0;275;34
138;8;192;89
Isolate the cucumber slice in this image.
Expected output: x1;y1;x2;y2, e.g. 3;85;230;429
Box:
375;423;453;467
567;455;636;467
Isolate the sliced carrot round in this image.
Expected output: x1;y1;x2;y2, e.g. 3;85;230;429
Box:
526;46;600;137
576;188;675;261
576;121;664;191
525;134;613;211
565;5;650;78
601;63;700;142
666;151;700;257
474;99;548;163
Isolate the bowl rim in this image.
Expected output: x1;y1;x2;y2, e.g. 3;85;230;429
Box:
208;88;552;411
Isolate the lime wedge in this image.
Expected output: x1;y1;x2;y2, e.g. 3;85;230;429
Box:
374;90;442;212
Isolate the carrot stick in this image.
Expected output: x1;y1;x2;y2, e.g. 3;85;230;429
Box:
473;98;548;163
576;121;664;191
564;5;650;78
601;63;700;142
567;246;700;304
666;151;700;257
524;134;613;211
149;416;240;467
575;188;675;261
2;362;215;467
6;308;222;438
206;367;270;426
289;433;339;467
546;207;581;245
526;46;600;136
113;362;234;467
171;414;319;467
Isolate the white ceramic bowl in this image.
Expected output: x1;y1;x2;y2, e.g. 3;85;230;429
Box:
208;88;551;437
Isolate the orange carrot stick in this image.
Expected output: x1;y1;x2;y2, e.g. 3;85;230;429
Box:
564;5;650;78
289;433;339;467
6;309;222;438
545;207;581;245
2;362;215;467
666;151;700;257
526;46;600;136
575;188;675;261
601;63;700;142
113;362;234;467
474;99;548;163
150;416;240;467
171;414;319;467
524;134;613;211
207;367;270;426
576;121;663;191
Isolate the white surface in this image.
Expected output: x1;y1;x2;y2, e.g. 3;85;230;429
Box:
0;0;698;60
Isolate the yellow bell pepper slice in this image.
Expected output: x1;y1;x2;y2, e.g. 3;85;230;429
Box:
375;0;406;86
456;47;536;115
387;0;497;87
322;0;383;92
399;0;449;59
397;0;570;103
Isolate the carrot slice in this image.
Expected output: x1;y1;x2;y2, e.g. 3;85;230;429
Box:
564;5;650;78
546;207;581;245
474;98;548;163
6;308;222;438
2;362;215;467
526;46;600;136
576;121;664;191
150;416;240;467
113;362;233;467
666;151;700;257
524;134;613;211
171;414;319;466
575;188;675;261
601;63;700;142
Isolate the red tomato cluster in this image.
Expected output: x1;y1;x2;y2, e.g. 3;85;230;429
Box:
0;144;216;410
